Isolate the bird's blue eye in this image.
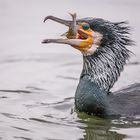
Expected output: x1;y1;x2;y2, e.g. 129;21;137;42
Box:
82;24;90;30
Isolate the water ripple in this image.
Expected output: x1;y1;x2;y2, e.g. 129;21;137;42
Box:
12;126;31;132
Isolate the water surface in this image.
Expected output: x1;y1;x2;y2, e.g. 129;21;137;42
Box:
0;0;140;140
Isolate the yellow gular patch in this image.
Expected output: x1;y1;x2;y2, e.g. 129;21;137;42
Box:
79;37;94;48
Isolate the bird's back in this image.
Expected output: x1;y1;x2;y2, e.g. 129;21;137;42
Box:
110;83;140;116
75;76;140;117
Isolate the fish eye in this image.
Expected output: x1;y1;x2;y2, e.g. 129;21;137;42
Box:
82;24;90;30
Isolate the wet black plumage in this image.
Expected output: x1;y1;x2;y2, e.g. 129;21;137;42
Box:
74;18;140;117
76;18;133;92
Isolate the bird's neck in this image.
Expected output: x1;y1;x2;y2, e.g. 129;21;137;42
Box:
81;44;130;92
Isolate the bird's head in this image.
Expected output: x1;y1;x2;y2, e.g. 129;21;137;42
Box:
42;15;104;56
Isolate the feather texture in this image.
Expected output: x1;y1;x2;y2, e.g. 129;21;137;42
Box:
79;19;133;92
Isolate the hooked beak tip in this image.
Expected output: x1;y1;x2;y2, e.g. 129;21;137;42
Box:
43;17;48;23
41;40;45;43
42;39;48;43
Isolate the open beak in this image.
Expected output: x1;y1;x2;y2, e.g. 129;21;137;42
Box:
42;14;94;53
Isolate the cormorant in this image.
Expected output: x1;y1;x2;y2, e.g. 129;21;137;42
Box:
42;13;140;118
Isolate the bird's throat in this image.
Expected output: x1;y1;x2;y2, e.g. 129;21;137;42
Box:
81;44;130;92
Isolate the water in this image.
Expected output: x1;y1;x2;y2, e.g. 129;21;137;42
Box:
0;0;140;139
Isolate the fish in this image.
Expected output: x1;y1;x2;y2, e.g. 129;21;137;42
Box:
43;12;78;39
66;12;77;39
